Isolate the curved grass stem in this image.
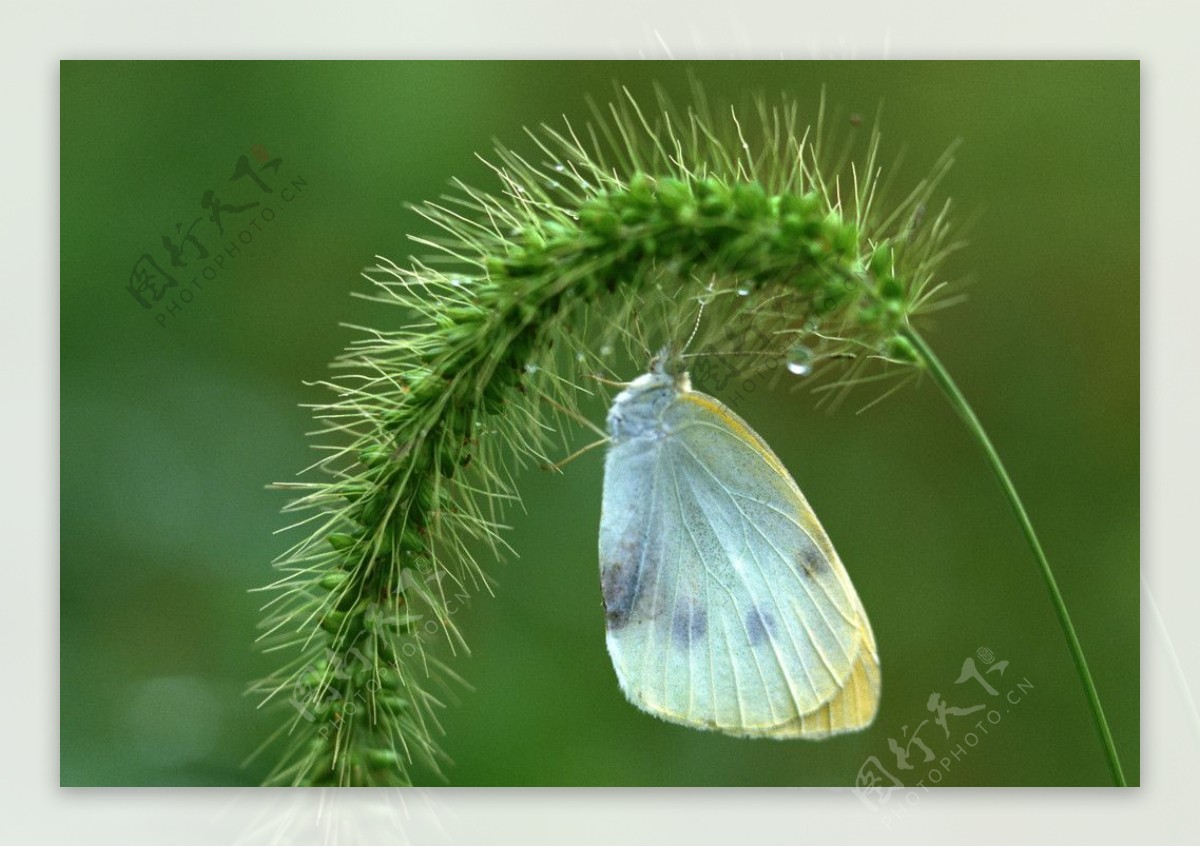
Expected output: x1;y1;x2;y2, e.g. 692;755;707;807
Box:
898;324;1126;786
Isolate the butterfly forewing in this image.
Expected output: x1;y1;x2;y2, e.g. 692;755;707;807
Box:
600;386;879;737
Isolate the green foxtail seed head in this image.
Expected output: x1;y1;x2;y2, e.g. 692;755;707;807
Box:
250;86;960;786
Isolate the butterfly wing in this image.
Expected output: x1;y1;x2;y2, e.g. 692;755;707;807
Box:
599;389;879;737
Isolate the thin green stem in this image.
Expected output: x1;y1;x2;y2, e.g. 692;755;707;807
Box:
898;324;1127;787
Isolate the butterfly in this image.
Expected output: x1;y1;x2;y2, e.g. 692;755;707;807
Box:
598;351;879;738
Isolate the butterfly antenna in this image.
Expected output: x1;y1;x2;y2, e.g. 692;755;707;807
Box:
681;298;705;355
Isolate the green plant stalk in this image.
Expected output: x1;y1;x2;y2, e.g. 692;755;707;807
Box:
898;324;1126;787
256;90;1125;787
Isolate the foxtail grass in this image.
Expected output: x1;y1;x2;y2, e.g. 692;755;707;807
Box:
250;86;1125;787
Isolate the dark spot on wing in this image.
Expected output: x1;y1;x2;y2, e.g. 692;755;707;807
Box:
745;607;776;647
672;599;707;647
796;536;826;578
601;539;649;630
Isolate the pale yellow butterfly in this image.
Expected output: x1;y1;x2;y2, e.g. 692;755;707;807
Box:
599;351;879;738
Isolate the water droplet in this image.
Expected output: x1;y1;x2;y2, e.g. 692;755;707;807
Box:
554;164;566;173
524;362;540;375
449;277;465;288
786;345;814;376
736;285;751;297
599;343;614;358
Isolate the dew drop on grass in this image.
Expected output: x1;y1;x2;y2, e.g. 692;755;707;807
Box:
736;285;751;297
786;345;814;376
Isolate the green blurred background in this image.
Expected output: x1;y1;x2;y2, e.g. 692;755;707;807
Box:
60;61;1138;787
